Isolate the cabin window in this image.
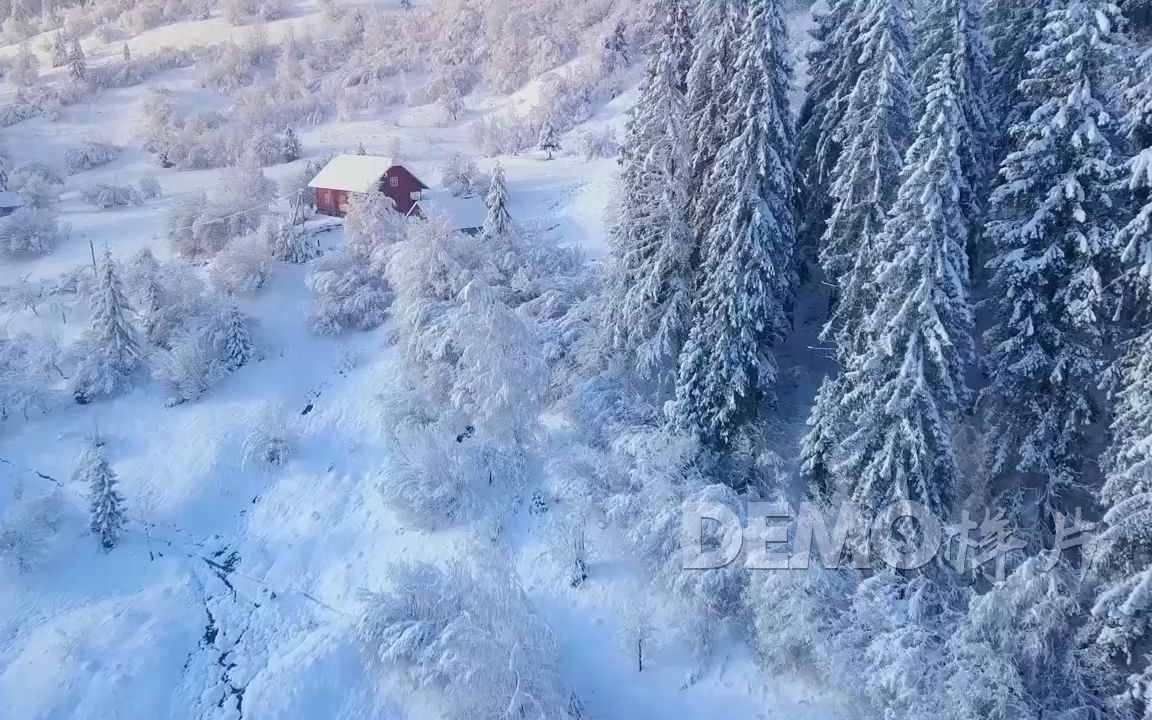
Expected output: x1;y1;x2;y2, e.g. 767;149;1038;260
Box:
389;176;400;188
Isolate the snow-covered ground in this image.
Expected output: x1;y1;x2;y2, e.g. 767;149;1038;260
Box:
0;2;846;718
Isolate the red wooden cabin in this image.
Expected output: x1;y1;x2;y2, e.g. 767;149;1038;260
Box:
308;154;428;217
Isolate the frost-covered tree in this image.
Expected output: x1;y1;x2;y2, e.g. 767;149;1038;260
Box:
343;190;405;268
72;249;141;403
912;0;993;229
356;559;568;720
78;440;125;551
439;152;487;198
669;0;796;446
447;281;548;447
980;0;1127;526
11;40;39;88
0;208;66;258
482;161;513;241
123;43;131;62
68;35;87;83
66;142;124;176
605;0;694;390
280;126;301;163
306;252;390;335
833;61;974;516
152;328;225;405
538;122;561;159
0;489;62;573
209;232;272;294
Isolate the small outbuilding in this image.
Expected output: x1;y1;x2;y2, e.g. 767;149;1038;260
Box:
0;191;25;217
308;154;428;217
406;191;489;236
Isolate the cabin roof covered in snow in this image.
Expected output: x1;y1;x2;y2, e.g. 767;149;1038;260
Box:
307;154;397;193
0;191;24;208
409;191;488;231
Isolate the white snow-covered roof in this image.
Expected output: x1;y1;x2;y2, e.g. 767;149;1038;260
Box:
307;154;396;193
410;191;488;231
0;191;24;208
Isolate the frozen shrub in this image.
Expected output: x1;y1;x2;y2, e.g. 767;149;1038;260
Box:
470;115;536;157
64;141;122;174
439;151;489;197
0;488;64;573
378;421;480;529
240;409;293;468
305;251;391;335
80;184;144;209
10;161;63;209
356;559;568;720
576;126;620;160
152;329;226;405
138;174;161;198
167;191;230;259
0;208;67;258
209;232;272;294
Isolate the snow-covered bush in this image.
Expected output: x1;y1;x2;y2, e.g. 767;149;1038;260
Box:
378;420;481;529
356;559;569;720
262;216;318;264
576;126;620;160
79;183;143;209
305;251;390;335
138;174;161;198
9;161;63;209
168;165;275;259
0;208;67;258
439;151;489;197
209;232;272;294
240;409;293;468
469;114;537;157
0;488;64;573
0;332;57;423
64;141;121;174
152;329;225;405
343;189;405;266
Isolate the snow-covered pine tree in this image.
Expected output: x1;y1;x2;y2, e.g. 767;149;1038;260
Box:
265;217;317;264
482;162;513;241
669;0;795;446
72;249;142;403
1117;48;1152;305
1094;330;1152;711
538;122;561;159
834;59;974;516
684;0;746;236
912;0;993;233
210;303;255;371
980;0;1127;531
51;31;68;68
131;248;166;346
983;0;1047;147
794;0;862;279
605;0;695;390
68;35;87;83
122;43;130;62
78;440;125;551
801;0;915;490
281;126;301;163
12;39;39;88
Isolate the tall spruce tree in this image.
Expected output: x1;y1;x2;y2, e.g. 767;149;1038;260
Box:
669;0;795;446
834;60;974;516
794;0;863;278
606;0;695;389
1093;48;1152;713
68;35;87;83
984;0;1048;146
980;0;1127;528
913;0;993;232
801;0;915;490
72;249;142;402
684;0;746;236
